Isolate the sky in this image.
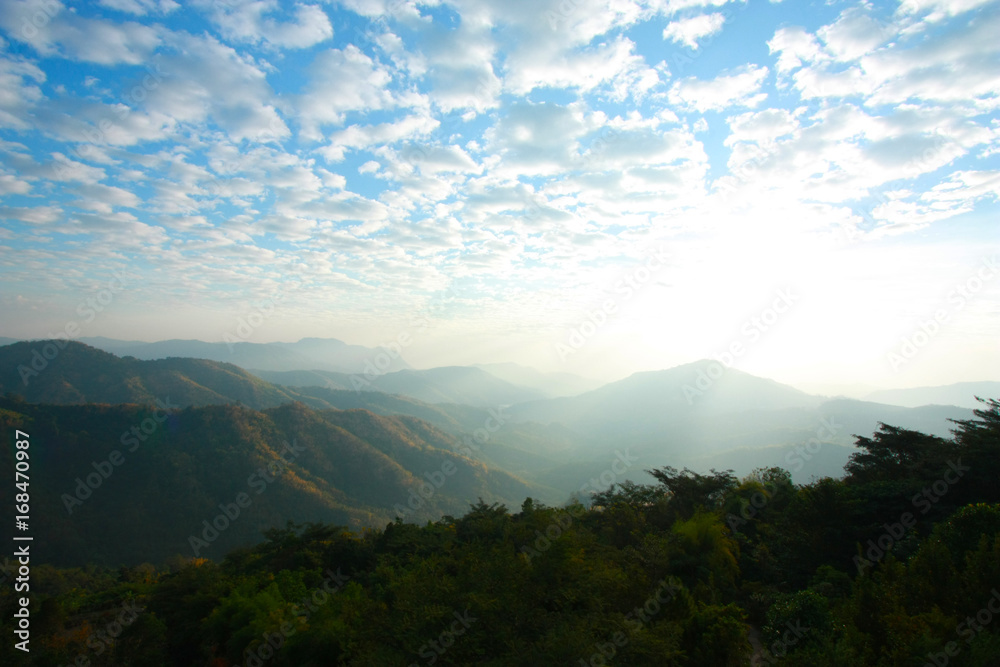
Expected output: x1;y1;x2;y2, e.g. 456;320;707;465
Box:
0;0;998;393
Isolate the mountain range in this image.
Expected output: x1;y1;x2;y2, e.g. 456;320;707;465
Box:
3;340;981;484
252;365;549;407
0;339;990;567
75;336;413;374
864;381;1000;409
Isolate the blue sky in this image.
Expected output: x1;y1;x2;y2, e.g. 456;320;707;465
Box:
0;0;998;392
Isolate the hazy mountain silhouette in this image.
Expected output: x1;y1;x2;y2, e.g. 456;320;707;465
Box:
865;382;1000;409
72;336;412;373
505;361;974;483
508;360;822;429
254;365;546;407
474;362;603;397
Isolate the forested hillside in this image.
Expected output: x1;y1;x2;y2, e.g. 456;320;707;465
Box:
2;400;998;666
0;397;536;566
1;341;301;408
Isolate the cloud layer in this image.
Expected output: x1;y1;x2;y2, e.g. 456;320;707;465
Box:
0;0;998;387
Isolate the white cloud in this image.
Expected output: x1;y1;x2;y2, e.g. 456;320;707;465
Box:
897;0;999;23
669;64;769;112
0;205;61;224
775;9;1000;108
862;12;1000;105
296;45;397;141
0;55;44;129
508;36;659;100
662;13;726;49
72;182;142;213
405;145;481;174
652;0;736;15
442;0;653;100
0;172;31;194
817;8;890;61
0;0;161;65
923;169;1000;204
147;33;289;143
375;30;427;76
321;114;440;162
768;26;823;74
197;1;333;50
67;211;170;248
725;108;798;146
792;64;872;99
714;100;997;217
98;0;179;15
34;98;176;147
337;0;423;21
0;150;111;184
485;102;591;177
426;61;501;114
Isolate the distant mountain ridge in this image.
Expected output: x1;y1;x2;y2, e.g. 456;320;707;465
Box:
865;382;1000;409
508;359;824;431
473;362;603;398
253;365;547;407
505;360;978;482
1;340;302;408
73;336;412;374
